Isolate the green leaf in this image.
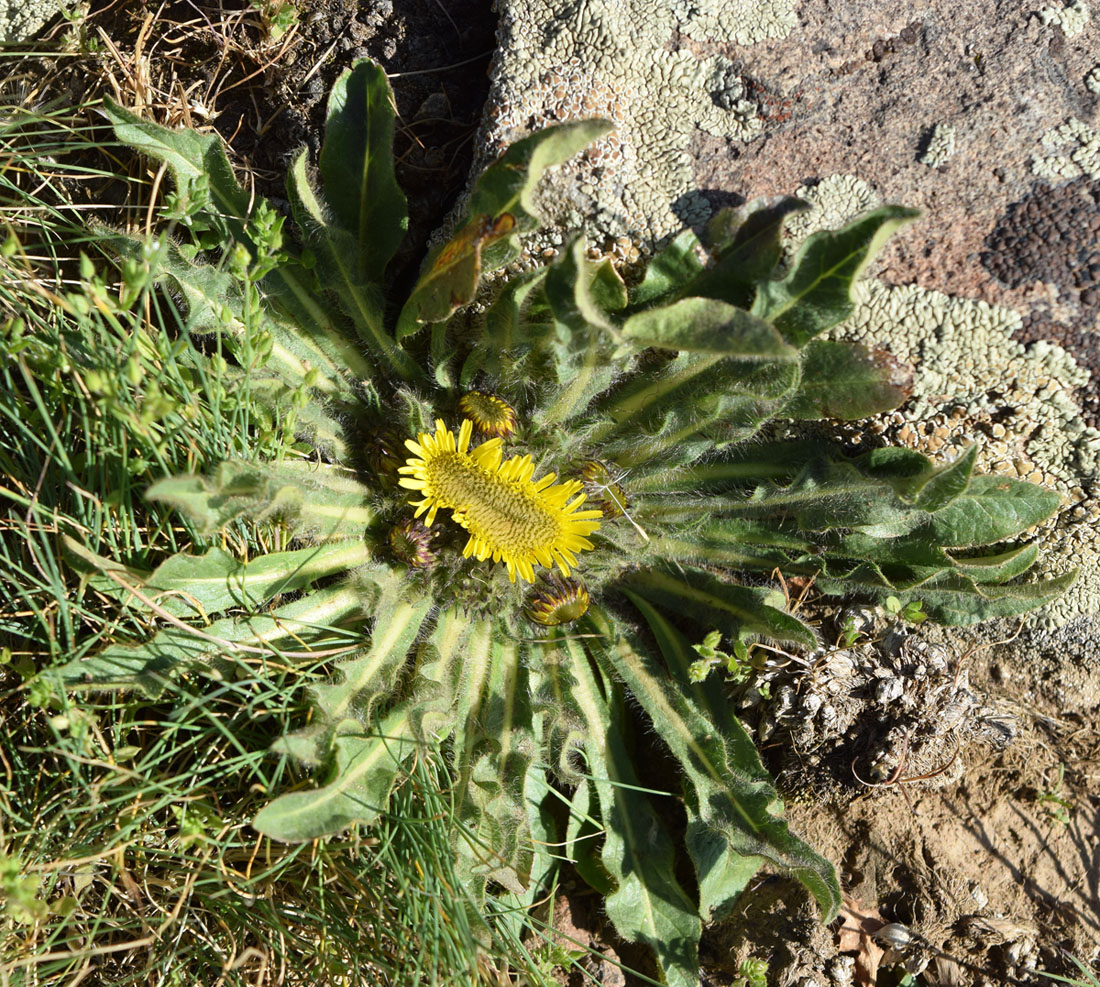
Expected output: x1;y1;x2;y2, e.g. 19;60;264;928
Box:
540;238;620;422
317;59;407;283
103;100;250;243
753;205;920;347
559;633;702;987
464;119;613;262
460;267;549;384
950;543;1040;584
452;637;536;896
693;196;811;309
288;151;422;381
144;542;372;617
906;444;977;511
255;581;434;839
52;585;367;692
147;460;374;540
395;213;518;338
64;538;372;619
923;474;1063;548
782;340;912;420
864;569;1077;625
102;106;378;385
623;567;817;649
607;600;840;923
621;296;799;357
254;702;419;841
629;228;706;308
396;120;611;338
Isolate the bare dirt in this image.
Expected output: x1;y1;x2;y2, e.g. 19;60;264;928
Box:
9;2;1099;984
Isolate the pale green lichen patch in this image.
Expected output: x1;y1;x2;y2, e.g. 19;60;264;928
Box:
480;0;799;251
1085;64;1100;93
1039;0;1091;36
1032;118;1100;181
783;175;881;243
919;124;958;167
670;0;799;46
1;0;63;41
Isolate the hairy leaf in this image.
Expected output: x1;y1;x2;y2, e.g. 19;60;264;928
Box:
621;296;798;357
254;702;419;841
624;566;817;648
693;196;810;309
609;600;841;922
834;569;1079;625
52;585;367;692
782;339;912;420
559;633;702;987
317;59;408;283
923;474;1062;548
288;151;421;380
753;205;920;346
629;228;706;308
395;212;517;337
147;460;374;540
397;120;611;337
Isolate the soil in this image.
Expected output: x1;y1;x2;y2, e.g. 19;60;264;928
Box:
9;2;1099;985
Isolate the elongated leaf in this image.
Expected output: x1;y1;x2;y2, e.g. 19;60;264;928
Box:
950;543;1040;584
838;569;1079;625
923;474;1062;548
753;205;920;346
254;702;419;841
396;213;517;338
397;120;611;337
621;296;796;357
145;542;371;616
317;60;407;282
52;585;367;692
147;460;373;540
782;340;912;419
905;444;977;511
629;228;706;308
453;637;536;895
608;600;840;923
257;579;433;840
64;537;371;619
562;778;614;896
624;566;817;649
104;100;250;242
103;105;378;384
692;196;810;309
560;634;701;987
465;119;613;267
541;238;620;421
288;151;421;380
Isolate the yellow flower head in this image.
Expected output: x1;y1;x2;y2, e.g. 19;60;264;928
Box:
525;573;591;626
398;419;602;583
457;390;518;438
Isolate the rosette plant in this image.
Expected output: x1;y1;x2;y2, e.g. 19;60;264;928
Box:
57;61;1072;984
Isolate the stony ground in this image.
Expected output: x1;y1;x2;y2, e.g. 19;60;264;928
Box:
7;1;1099;984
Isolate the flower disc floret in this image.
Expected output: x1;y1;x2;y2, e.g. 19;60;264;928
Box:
398;419;602;583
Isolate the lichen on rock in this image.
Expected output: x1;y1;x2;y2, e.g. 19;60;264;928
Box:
477;0;798;253
1032;117;1100;182
1;0;63;41
1038;0;1091;37
918;123;957;167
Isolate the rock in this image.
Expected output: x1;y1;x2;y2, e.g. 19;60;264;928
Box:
1;0;64;41
475;0;1100;658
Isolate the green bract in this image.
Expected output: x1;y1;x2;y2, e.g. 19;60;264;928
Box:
55;61;1073;986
